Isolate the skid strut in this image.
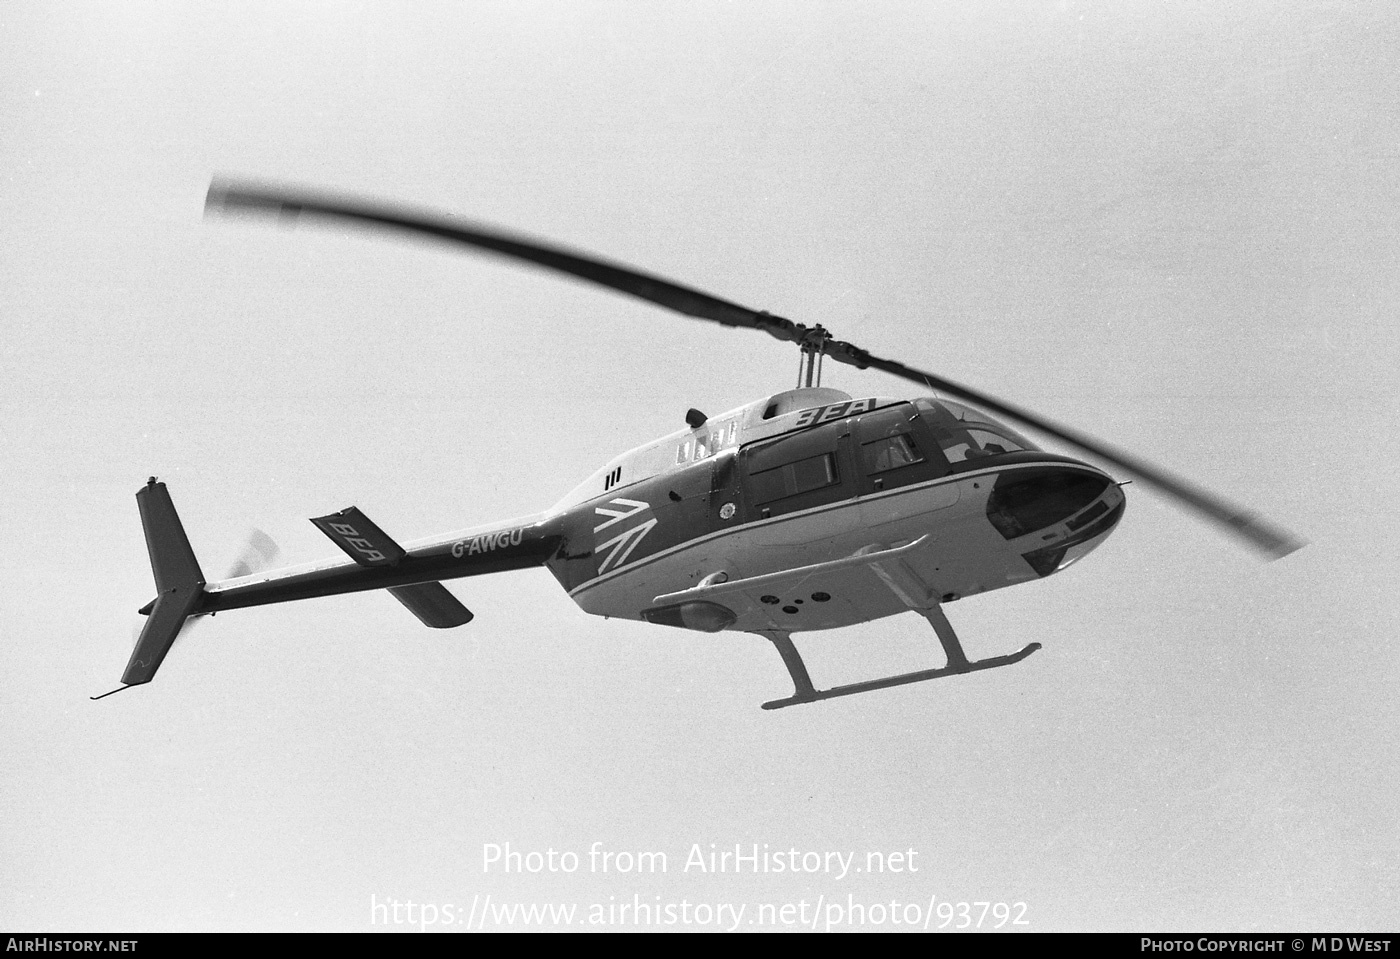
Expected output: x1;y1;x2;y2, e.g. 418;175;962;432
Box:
757;606;1040;710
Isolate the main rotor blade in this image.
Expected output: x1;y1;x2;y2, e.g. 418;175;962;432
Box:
823;343;1305;560
206;179;1303;560
205;179;807;344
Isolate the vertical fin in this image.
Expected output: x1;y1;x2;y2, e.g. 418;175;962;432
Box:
139;478;205;594
121;479;208;687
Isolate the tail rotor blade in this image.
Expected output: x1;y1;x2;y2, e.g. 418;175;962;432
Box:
225;528;281;579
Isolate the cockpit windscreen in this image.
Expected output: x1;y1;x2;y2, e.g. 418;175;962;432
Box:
913;397;1038;463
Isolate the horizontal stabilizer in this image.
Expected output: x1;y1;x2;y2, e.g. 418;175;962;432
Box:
388;583;474;628
311;506;406;566
313;507;474;627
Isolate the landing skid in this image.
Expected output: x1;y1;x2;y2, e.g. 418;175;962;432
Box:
757;605;1041;710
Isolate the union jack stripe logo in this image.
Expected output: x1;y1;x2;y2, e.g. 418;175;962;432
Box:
594;498;658;574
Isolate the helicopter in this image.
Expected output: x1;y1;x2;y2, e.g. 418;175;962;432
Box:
97;180;1304;709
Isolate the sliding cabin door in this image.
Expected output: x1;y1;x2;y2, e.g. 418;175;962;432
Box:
738;418;859;542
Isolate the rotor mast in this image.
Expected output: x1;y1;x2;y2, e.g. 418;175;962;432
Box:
797;324;831;388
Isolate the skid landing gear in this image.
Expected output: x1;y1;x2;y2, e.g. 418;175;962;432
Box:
756;605;1041;710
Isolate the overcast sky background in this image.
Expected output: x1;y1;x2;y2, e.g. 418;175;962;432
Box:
4;0;1397;932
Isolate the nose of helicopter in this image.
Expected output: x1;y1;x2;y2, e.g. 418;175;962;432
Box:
984;464;1126;577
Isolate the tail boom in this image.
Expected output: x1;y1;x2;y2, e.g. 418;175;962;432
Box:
111;480;562;692
201;517;561;614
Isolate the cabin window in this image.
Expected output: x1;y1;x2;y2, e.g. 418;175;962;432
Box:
749;452;839;505
676;440;691;464
861;433;924;474
741;418;851;514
